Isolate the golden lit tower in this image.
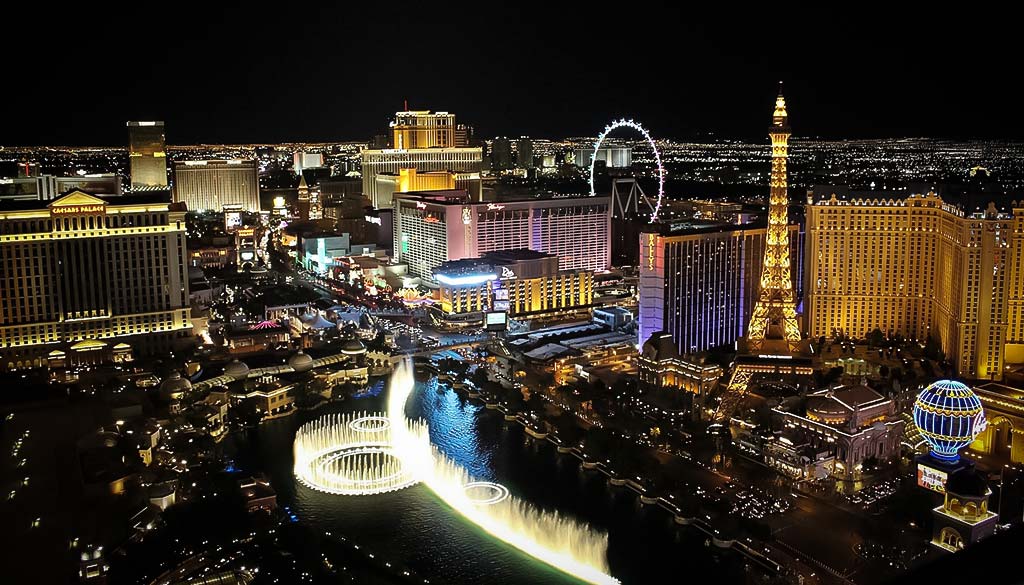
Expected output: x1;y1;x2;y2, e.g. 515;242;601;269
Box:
745;84;801;353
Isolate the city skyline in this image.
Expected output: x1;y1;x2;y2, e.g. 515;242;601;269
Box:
4;9;1024;585
3;6;1022;145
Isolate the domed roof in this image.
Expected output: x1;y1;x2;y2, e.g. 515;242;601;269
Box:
912;380;986;463
806;395;848;416
148;482;176;499
223;359;250;380
288;351;315;372
341;339;366;355
159;371;192;399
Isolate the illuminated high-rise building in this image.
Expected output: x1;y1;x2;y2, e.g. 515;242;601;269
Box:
391;110;455;149
361;110;482;208
0;191;191;369
805;190;1024;380
639;222;801;355
293;151;324;175
127;121;168;190
746;85;800;353
172;160;261;212
393;191;611;282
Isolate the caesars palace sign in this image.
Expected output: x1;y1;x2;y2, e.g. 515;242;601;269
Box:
51;204;106;215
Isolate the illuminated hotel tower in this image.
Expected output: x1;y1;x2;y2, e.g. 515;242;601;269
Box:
392;111;456;149
362;109;483;208
745;85;801;353
0;191;191;369
127;121;168;190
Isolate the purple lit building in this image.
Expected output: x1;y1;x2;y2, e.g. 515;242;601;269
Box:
638;221;801;354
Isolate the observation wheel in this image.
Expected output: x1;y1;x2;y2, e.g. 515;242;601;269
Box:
588;119;666;222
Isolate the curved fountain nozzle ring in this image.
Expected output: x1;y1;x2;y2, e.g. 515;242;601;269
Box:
463;481;511;506
293;412;419;496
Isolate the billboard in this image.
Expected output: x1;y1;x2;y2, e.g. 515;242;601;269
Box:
485;311;507;332
917;463;948;493
224;205;243;231
492;285;510;312
490;279;510;312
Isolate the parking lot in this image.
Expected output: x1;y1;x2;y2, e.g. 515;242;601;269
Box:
846;477;900;510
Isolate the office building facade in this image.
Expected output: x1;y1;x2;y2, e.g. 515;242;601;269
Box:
0;191;191;369
805;190;1022;380
638;221;801;355
393;191;611;282
173;160;261;212
128;121;168;190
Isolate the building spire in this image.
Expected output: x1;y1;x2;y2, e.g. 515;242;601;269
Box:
772;81;789;129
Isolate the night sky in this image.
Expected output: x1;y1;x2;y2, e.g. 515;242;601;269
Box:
3;4;1021;145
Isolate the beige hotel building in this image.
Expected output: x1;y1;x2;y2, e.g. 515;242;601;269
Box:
1;191;191;369
362;110;483;208
805;190;1024;380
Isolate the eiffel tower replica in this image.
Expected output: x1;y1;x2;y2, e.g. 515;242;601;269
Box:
712;85;811;423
